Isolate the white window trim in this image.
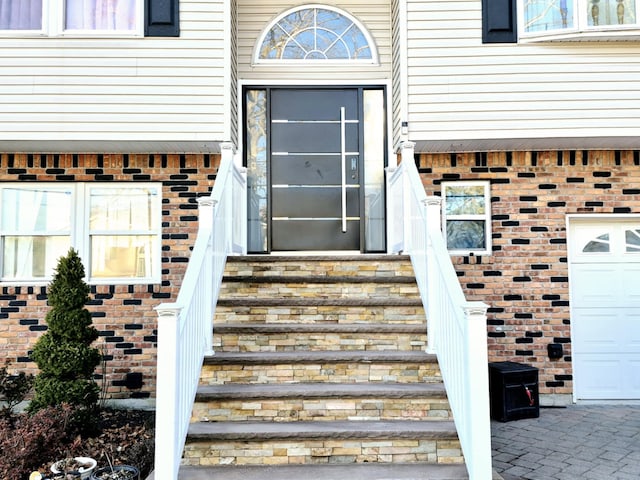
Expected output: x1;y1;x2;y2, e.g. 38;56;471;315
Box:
0;0;144;38
518;0;640;41
441;180;492;256
0;182;162;285
252;3;379;66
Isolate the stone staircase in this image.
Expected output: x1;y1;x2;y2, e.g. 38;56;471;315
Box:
177;255;469;479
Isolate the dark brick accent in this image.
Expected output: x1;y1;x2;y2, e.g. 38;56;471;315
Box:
504;295;522;301
515;350;534;356
488;332;506;337
29;325;48;331
512;239;530;244
526;331;543;338
545;381;564;387
483;271;502;276
553;337;571;344
531;264;549;270
515;313;533;319
19;319;38;325
516;337;533;343
539;184;557;189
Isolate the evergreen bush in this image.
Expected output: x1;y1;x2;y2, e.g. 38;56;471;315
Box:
29;249;101;420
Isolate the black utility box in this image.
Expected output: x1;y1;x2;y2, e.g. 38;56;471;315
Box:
488;361;539;422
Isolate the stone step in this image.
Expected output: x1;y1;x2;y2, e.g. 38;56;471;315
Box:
214;303;426;325
191;382;451;422
200;351;441;385
177;463;471;480
224;255;415;278
213;323;427;352
183;420;462;466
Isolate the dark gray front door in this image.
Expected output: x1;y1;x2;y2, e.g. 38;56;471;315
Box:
245;87;387;253
270;88;361;251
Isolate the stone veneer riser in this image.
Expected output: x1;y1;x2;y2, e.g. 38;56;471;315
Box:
181;438;463;467
214;304;425;325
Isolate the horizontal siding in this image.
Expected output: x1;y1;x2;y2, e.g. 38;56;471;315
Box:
406;0;640;150
0;1;230;150
237;0;392;82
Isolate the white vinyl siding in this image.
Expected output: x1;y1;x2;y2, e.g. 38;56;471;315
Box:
406;0;640;152
237;0;392;82
0;0;231;152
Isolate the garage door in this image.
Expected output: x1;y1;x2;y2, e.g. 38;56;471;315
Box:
570;218;640;400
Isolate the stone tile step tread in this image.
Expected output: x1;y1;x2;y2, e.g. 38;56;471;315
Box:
195;382;447;400
203;350;438;365
222;275;417;284
186;419;458;441
176;463;470;480
214;323;425;334
217;297;423;307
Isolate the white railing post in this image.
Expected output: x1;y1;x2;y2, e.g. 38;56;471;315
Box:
400;141;416;252
463;302;492;480
424;196;442;355
154;305;182;480
198;197;216;357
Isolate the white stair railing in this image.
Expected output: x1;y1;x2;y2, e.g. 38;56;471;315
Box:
387;142;492;480
153;143;246;480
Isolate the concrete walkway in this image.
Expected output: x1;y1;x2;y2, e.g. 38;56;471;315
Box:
491;404;640;480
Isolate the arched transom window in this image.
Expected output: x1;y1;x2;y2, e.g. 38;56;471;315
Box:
255;5;378;64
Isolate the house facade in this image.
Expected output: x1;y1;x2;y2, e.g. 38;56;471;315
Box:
1;0;640;405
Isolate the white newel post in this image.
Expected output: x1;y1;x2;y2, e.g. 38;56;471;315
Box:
400;141;416;252
424;196;442;354
154;305;182;480
463;301;492;480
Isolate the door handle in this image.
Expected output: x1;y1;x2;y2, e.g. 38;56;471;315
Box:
340;107;347;233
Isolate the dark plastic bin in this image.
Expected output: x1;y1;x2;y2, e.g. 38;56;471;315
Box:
488;361;539;422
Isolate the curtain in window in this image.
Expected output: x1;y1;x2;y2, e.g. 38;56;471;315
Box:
0;0;42;30
65;0;136;31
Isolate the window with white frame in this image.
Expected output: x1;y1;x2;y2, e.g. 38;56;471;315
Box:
0;0;142;35
521;0;639;37
0;183;161;283
442;181;492;256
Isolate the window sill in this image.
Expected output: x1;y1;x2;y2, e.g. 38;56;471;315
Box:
520;28;640;42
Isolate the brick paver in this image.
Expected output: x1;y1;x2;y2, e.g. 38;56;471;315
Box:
491;405;640;480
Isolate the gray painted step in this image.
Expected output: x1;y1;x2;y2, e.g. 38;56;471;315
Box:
203;350;438;365
176;463;471;480
187;420;458;441
195;382;446;401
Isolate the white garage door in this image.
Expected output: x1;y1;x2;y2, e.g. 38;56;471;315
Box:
570;218;640;400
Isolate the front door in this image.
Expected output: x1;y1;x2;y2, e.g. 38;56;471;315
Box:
245;87;386;253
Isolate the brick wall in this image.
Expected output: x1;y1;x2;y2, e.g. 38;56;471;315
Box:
417;149;640;397
0;153;220;400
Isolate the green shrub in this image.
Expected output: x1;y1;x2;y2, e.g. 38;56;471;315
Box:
29;249;101;423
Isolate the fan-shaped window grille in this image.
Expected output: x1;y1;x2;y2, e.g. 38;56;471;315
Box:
255;5;377;63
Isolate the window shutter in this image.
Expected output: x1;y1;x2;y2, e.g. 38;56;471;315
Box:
145;0;179;37
482;0;517;43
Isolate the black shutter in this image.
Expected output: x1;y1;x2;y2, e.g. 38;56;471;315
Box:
482;0;517;43
145;0;179;37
